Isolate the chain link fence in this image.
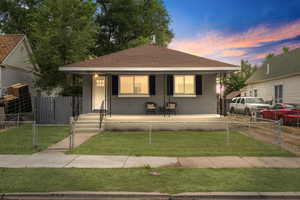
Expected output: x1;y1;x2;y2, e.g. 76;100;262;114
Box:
102;118;300;156
0;113;72;154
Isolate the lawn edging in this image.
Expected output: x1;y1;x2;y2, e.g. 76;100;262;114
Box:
2;192;300;200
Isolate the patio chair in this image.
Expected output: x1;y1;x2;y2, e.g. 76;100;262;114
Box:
165;102;177;115
145;102;157;114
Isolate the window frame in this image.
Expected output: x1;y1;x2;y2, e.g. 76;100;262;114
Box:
254;89;258;97
274;85;283;103
118;75;150;97
173;75;196;97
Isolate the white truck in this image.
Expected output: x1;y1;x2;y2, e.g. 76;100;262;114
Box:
229;97;271;115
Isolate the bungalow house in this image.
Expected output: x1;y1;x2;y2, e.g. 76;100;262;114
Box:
0;34;37;95
242;48;300;104
59;44;238;117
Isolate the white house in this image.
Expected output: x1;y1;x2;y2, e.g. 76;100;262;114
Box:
242;48;300;104
0;34;37;95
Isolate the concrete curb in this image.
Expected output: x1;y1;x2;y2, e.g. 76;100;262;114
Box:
1;192;300;199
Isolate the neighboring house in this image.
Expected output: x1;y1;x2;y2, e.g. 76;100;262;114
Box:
0;34;37;95
242;48;300;104
59;44;238;115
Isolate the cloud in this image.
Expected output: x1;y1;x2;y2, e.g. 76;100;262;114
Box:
169;19;300;64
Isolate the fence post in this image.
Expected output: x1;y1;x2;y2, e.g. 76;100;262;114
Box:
17;113;20;127
276;121;283;150
226;120;230;146
32;121;37;148
69;117;75;150
149;125;152;145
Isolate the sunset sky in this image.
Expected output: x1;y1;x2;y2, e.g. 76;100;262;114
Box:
164;0;300;65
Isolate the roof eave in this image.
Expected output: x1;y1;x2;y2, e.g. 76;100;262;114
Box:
59;66;240;73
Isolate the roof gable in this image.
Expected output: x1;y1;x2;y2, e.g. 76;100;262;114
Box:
246;48;300;84
0;34;24;63
63;44;237;69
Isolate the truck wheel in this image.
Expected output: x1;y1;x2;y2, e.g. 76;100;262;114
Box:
244;108;251;116
230;107;235;114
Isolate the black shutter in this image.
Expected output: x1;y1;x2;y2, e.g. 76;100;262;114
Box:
167;75;173;96
196;75;203;95
112;75;118;95
149;75;156;95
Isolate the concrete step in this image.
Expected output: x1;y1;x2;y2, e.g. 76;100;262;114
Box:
74;124;100;129
74;127;100;133
79;116;100;120
75;120;100;124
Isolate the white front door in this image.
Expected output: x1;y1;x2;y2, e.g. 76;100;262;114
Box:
92;75;106;110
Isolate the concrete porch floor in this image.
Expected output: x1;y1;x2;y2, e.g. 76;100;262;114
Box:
104;114;222;122
100;114;226;131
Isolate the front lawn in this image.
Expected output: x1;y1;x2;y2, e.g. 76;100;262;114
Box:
1;168;300;193
68;131;294;156
0;125;69;154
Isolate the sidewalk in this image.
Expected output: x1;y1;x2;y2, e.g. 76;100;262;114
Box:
0;154;300;168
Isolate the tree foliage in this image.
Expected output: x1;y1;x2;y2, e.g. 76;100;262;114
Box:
94;0;173;56
223;60;257;96
282;46;289;54
0;0;173;93
29;0;96;91
0;0;40;34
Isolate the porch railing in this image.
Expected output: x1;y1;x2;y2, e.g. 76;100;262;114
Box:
99;100;106;129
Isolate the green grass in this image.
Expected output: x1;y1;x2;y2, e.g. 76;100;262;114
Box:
1;168;300;193
68;131;294;157
0;125;69;154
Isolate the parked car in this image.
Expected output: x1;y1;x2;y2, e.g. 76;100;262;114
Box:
260;103;300;125
229;97;271;115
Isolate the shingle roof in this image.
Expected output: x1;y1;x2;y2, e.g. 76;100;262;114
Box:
246;48;300;84
63;44;236;68
0;34;24;63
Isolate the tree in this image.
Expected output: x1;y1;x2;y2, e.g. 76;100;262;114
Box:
223;60;257;95
282;46;289;54
94;0;173;56
0;0;40;35
265;53;274;60
28;0;96;92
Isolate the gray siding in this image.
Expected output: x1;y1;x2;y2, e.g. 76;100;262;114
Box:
82;75;92;113
82;74;217;114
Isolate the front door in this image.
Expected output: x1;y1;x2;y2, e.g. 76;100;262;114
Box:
92;75;106;110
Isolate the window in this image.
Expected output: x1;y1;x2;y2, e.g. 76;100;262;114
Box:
174;75;195;95
250;90;253;97
119;75;149;95
254;89;258;97
236;98;241;103
246;98;264;104
274;85;283;103
240;98;245;104
232;98;236;103
272;104;283;110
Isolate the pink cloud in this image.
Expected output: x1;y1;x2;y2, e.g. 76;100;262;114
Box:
169;19;300;64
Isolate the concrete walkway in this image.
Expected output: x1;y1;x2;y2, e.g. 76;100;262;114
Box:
43;133;97;153
1;154;300;168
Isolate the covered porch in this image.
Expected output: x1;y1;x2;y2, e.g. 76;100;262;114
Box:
60;44;239;121
81;72;221;116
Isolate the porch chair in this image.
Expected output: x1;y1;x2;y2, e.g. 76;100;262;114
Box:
165;102;177;115
145;102;157;114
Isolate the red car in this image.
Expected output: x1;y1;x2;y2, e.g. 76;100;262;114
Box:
260;103;300;125
283;110;300;126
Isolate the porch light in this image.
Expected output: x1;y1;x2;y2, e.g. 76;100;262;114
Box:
94;73;99;78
